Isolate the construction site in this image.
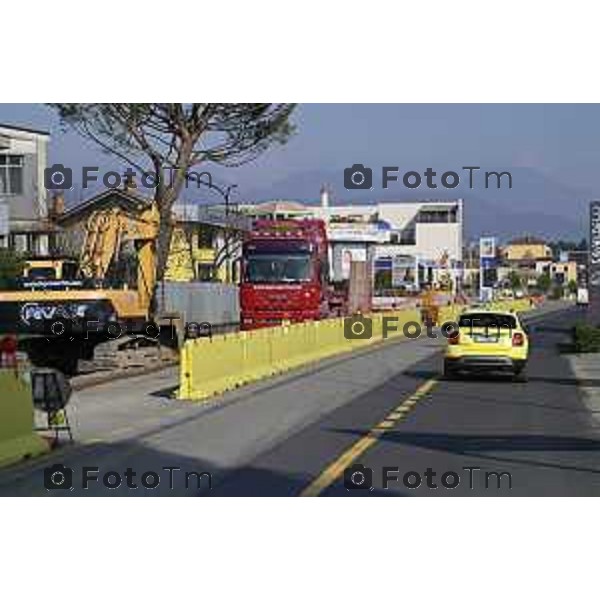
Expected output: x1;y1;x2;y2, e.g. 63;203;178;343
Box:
0;109;595;501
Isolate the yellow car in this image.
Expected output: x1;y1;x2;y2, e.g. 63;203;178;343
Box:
444;309;529;381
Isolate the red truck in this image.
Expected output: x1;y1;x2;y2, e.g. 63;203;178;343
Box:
240;219;346;330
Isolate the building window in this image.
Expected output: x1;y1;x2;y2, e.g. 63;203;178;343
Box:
399;228;416;245
11;233;28;253
197;263;215;281
0;155;24;195
197;226;216;249
417;209;457;223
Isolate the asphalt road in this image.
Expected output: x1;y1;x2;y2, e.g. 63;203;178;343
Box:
218;304;600;496
2;303;598;496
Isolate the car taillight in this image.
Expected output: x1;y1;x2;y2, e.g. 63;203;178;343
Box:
512;332;525;346
448;333;460;345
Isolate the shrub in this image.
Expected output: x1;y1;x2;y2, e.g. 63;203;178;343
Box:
572;323;600;353
0;248;24;290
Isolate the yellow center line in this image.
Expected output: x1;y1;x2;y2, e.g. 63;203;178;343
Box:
300;377;438;497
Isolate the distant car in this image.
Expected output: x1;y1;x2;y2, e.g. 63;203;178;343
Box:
515;290;525;299
444;310;529;382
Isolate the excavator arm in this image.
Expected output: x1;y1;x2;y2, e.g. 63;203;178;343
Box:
79;203;160;311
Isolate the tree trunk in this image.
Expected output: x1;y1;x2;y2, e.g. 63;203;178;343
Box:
153;166;189;289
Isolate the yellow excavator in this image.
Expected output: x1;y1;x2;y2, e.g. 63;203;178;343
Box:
0;202;161;374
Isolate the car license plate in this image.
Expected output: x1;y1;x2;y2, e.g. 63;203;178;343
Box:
473;334;498;343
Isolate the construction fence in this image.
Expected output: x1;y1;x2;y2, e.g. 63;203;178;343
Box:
157;281;239;331
178;298;533;401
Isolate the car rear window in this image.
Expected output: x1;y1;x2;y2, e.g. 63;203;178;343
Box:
458;313;517;329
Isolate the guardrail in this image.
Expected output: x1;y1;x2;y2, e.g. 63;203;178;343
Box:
178;299;534;401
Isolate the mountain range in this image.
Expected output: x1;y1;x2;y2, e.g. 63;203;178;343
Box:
243;166;593;242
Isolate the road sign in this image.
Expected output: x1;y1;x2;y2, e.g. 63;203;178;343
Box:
479;237;496;259
590;201;600;288
481;257;497;269
392;255;417;288
0;201;8;237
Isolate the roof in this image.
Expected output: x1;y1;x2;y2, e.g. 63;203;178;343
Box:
8;219;60;233
173;203;251;231
56;188;151;224
253;200;310;213
507;236;548;246
0;122;50;137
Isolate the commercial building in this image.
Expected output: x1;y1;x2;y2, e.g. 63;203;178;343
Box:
242;191;464;290
502;236;552;262
559;249;589;285
0;123;53;254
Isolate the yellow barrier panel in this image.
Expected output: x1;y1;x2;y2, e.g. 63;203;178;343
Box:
179;307;424;401
178;299;536;401
0;369;49;468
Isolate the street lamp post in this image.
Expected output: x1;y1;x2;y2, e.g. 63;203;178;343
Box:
180;171;240;283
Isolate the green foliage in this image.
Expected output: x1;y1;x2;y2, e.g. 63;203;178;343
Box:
49;103;297;170
48;103;297;283
507;270;522;291
374;270;392;290
0;248;24;290
572;323;600;353
549;286;563;300
536;273;552;293
567;279;578;295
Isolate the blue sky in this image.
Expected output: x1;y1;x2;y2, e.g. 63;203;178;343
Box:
2;103;599;189
1;103;598;238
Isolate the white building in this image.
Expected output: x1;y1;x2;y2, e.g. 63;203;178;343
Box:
0;123;51;254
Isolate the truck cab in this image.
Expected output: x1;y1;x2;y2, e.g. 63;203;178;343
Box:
240;219;331;329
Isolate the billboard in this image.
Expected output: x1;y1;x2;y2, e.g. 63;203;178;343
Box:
479;236;497;299
479;237;496;258
0;201;8;237
590;201;600;288
392;255;417;288
332;244;368;280
327;222;390;243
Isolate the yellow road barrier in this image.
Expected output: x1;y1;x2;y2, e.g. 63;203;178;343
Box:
178;299;533;401
0;369;49;468
181;307;420;400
